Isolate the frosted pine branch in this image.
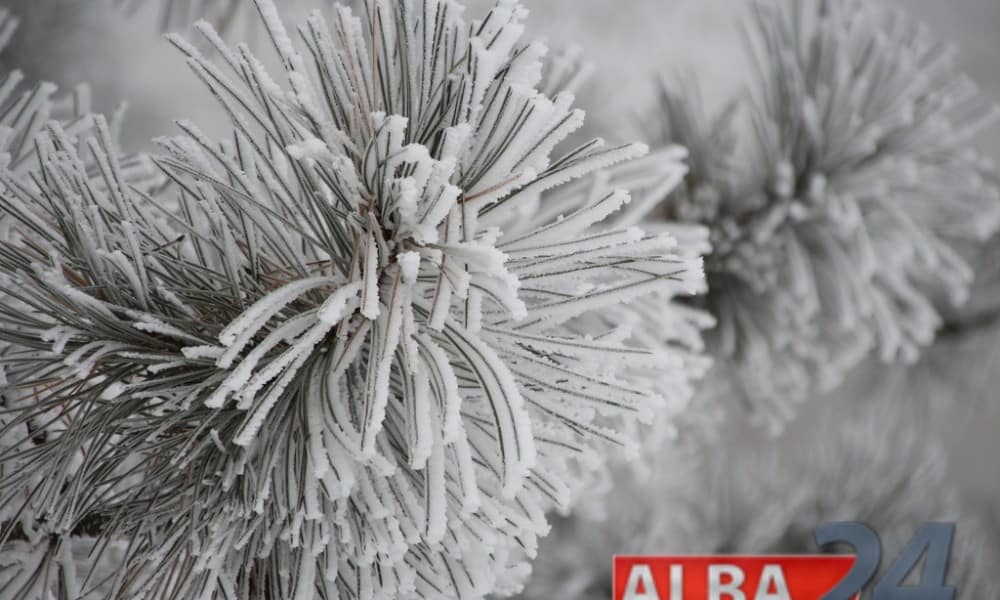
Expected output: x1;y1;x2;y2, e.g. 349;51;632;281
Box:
0;1;707;598
647;0;1000;428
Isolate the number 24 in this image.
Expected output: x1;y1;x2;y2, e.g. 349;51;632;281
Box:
816;522;956;600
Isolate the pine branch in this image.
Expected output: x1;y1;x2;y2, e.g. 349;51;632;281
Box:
0;1;708;598
647;0;1000;429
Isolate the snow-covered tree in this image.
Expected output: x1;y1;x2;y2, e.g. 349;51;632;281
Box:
0;1;707;598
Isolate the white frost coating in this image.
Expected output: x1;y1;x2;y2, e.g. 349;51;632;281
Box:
217;275;336;347
254;0;297;68
132;316;205;344
398;251;421;286
318;282;363;324
423;422;447;544
406;367;434;469
359;277;406;456
234;319;336;446
466;288;483;333
418;334;463;444
286;137;330;161
360;230;381;320
181;345;224;360
205;312;315;409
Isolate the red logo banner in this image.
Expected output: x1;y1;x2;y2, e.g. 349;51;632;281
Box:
613;555;859;600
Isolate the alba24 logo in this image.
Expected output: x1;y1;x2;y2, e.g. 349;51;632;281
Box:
613;522;957;600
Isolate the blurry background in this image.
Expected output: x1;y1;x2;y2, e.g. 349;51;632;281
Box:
5;1;998;153
2;0;999;555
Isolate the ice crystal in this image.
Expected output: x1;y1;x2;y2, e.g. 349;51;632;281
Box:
0;1;706;598
650;0;1000;427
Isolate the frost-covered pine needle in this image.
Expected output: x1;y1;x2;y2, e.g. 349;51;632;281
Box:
648;0;1000;428
0;1;706;598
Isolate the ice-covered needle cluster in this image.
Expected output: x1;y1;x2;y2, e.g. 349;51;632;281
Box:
0;0;706;598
